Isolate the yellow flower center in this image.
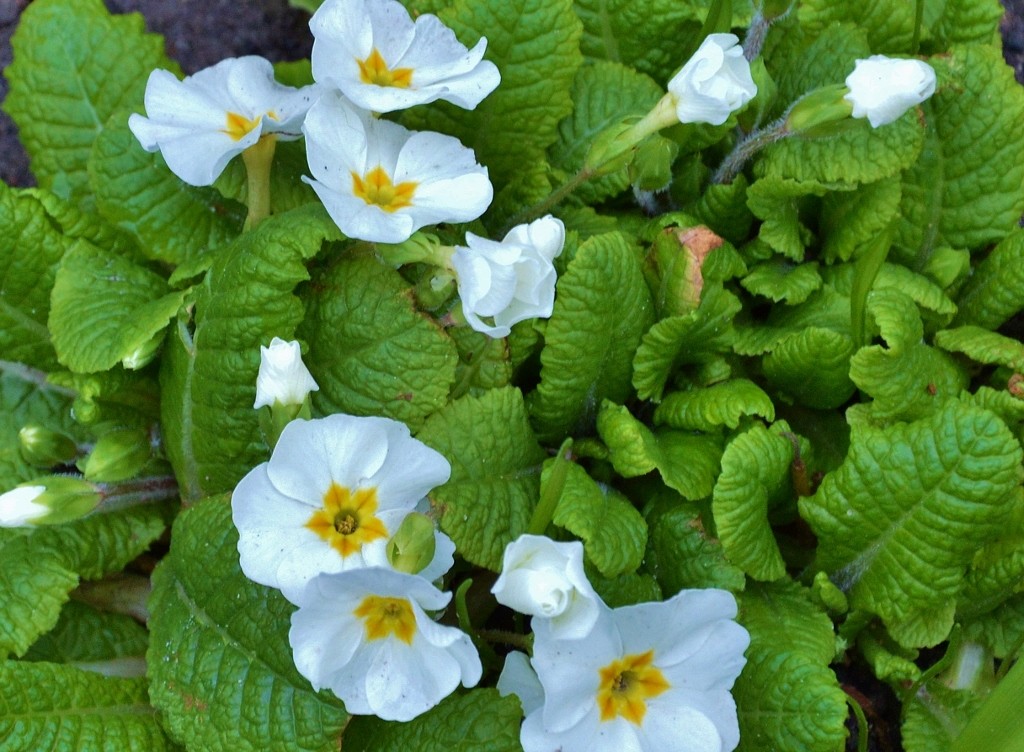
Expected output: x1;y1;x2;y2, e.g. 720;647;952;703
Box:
351;166;418;212
354;595;417;644
223;110;279;141
596;650;671;725
357;48;414;88
305;483;388;557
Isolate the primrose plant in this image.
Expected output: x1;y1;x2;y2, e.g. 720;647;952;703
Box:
4;0;1024;750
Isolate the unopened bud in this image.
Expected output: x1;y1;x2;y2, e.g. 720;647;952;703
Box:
19;424;78;467
583;120;643;177
377;233;446;267
82;429;151;483
0;476;101;527
784;85;856;136
386;512;437;575
628;134;678;192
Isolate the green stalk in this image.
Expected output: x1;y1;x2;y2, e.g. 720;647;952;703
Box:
242;135;277;230
527;439;573;535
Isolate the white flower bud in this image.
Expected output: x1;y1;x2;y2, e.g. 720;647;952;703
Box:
0;485;48;527
667;33;758;126
253;338;319;409
844;55;936;127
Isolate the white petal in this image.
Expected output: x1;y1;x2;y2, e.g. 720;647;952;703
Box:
0;486;47;527
497;651;545;716
417;528;457;582
302;92;370;184
636;700;726;752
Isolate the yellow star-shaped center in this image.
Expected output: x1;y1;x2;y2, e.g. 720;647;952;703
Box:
354;595;417;644
596;650;671;725
223;110;278;141
352;166;418;212
357;48;414;88
305;483;388;558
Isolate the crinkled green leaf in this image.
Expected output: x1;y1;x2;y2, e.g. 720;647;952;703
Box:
418;387;545;571
733;286;851;356
654;379;775;432
742;259;822;304
90;111;244;265
23;601;148;665
597;401;722;501
735;581;848;752
344;690;521;752
4;0;172;210
530;233;654;440
299;255;457;429
746;178;828;261
448;326;510;397
763;327;856;410
956;491;1024;618
160;205;340;502
935;326;1024;372
402;0;582;192
962;386;1024;428
0;661;175;751
820;177;903;263
902;681;983;752
962;593;1024;659
49;242;185;373
647;505;746;594
927;0;1003;47
549;61;663;203
713;424;794;581
0;503;169;658
769;23;870;109
148;497;348;752
633;285;741;402
827;262;957;332
953;228;1024;330
546;460;646;577
859;630;921;685
800;400;1023;647
691;177;754;246
897;45;1024;260
798;0;914;51
588;569;663;607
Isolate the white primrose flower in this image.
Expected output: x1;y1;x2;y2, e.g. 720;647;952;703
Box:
521;589;750;752
309;0;500;113
253;337;320;409
289;567;482;721
491;534;600;640
497;650;545;716
667;33;757;126
844;55;937;127
451;216;565;338
303;91;493;244
128;56;319;186
0;485;48;527
231;413;454;599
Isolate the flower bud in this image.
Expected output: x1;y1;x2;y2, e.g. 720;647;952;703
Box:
82;429;151;483
0;476;101;527
254;338;319;409
667;33;757;126
784;84;857;136
386;512;438;575
628;134;678;192
19;424;78;467
844;55;936;127
376;232;445;267
583;119;643;177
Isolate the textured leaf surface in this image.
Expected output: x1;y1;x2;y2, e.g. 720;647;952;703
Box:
4;0;171;209
935;326;1024;372
741;259;822;305
160;205;340;502
800;401;1023;646
344;690;521;752
902;682;983;752
23;601;148;664
418;387;546;571
820;178;903;263
148;497;349;752
762;327;856;410
0;661;175;751
735;582;848;752
403;0;582;192
647;505;745;594
798;0;914;51
953;229;1024;329
746;178;827;261
299;255;457;429
50;242;186;373
654;379;775;432
530;233;654;440
928;0;1003;47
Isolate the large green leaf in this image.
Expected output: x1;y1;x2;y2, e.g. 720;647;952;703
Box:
953;228;1024;330
4;0;172;211
646;504;746;594
148;497;349;752
798;0;914;51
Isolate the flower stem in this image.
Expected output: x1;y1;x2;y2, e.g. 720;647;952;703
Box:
711;116;789;184
478;628;533;653
242;135;277;230
501;169;595;235
527;439;573;535
96;475;179;513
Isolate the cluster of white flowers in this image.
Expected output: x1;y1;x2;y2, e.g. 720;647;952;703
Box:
493;535;750;752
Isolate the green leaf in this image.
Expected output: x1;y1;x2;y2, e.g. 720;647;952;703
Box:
549;61;664;203
798;0;915;51
4;0;172;210
713;424;794;581
762;327;857;410
769;24;870;111
733;286;851;357
654;379;775;432
23;601;148;664
954;229;1024;329
148;497;348;752
646;504;746;594
418;387;546;571
742;259;822;304
0;503;169;658
49;242;186;373
902;681;983;752
800;401;1024;647
632;286;741;402
897;45;1024;261
935;326;1024;372
530;233;654;440
735;581;848;752
344;690;521;752
961;593;1024;659
449;327;511;397
546;461;647;577
0;661;175;751
927;0;1004;50
957;497;1024;619
298;255;457;429
160;205;340;502
402;0;582;192
746;178;828;261
820;177;903;263
90;111;244;265
597;401;722;501
588;569;663;607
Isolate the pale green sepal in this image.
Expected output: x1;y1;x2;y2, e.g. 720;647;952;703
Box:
148;497;348;751
417;387;545;572
19;476;102;526
386;512;437;576
935;326;1024;372
647;504;746;594
742;259;822;304
654;379;775;432
18;424;78;468
81;429;151;483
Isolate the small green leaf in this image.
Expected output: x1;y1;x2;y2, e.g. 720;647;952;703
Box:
953;228;1024;330
0;661;175;751
746;178;828;261
762;327;856;410
530;233;654;440
742;259;822;304
298;255;457;429
935;326;1024;372
820;177;903;263
903;681;983;752
148;497;348;752
654;379;775;432
23;601;148;665
418;387;546;571
646;504;746;594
